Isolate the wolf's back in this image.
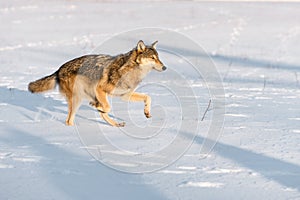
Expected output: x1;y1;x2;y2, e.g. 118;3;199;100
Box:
28;72;57;93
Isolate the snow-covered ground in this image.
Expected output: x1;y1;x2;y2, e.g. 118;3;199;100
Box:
1;1;300;199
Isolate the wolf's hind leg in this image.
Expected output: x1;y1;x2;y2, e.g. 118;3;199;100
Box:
95;88;125;127
65;94;81;126
122;92;152;118
100;112;125;127
95;89;111;113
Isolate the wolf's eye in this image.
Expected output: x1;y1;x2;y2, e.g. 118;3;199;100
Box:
152;56;156;60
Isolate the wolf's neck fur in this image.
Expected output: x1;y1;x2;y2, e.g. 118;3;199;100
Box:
114;50;138;76
124;49;152;81
108;49;151;96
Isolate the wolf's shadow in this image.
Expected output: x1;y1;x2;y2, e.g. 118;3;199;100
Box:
0;86;68;122
0;87;123;125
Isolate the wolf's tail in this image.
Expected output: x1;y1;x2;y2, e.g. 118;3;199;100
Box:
28;71;58;93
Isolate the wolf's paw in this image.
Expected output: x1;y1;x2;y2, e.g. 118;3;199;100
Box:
90;101;108;112
65;120;74;126
144;111;152;118
89;101;97;107
117;122;126;127
90;101;102;108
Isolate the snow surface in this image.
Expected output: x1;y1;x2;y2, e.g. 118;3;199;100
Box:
1;1;300;199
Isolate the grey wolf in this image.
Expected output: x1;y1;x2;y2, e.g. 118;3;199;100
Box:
28;40;166;127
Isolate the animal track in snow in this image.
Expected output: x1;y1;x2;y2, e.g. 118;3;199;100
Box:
229;18;247;46
225;113;248;118
12;156;41;163
0;163;14;169
292;130;300;134
206;168;243;174
0;5;38;13
288;118;300;121
178;181;224;188
159;170;193;174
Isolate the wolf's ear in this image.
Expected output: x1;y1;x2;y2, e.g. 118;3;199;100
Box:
152;41;158;49
137;40;146;53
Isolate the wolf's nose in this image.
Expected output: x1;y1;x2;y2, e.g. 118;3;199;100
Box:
162;66;167;71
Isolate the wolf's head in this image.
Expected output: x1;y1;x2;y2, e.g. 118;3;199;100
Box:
135;40;166;72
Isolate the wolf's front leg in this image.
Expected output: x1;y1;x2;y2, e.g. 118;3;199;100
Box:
95;88;125;127
65;94;82;126
122;92;152;118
